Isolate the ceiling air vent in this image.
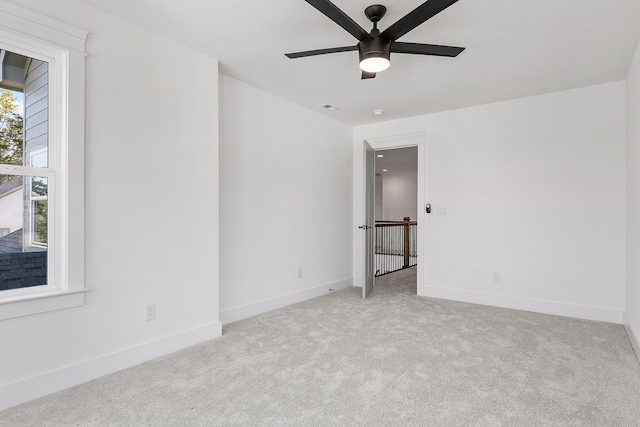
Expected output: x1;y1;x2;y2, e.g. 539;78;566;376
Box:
320;104;338;111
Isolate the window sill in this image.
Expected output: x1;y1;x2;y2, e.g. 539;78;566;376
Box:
0;288;87;320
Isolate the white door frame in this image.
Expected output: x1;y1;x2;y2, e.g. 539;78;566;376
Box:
363;132;427;294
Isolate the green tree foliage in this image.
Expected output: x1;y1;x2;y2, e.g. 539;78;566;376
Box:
0;88;24;183
33;199;48;244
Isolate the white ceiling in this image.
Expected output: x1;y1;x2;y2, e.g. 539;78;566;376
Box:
375;147;417;175
77;0;640;125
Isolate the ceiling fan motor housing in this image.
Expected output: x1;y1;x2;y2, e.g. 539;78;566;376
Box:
358;37;391;63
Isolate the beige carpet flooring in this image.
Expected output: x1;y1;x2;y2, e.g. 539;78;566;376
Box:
2;268;640;426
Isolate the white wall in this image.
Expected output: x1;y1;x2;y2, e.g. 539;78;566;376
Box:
354;82;626;323
380;170;418;221
626;40;640;356
219;75;353;324
0;188;23;233
0;0;220;410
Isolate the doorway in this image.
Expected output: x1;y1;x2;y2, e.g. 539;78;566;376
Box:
372;146;418;296
374;147;418;278
354;132;428;297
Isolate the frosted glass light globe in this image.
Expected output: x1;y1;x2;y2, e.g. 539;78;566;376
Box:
359;57;390;73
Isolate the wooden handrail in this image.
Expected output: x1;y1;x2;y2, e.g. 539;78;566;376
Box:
375;222;417;227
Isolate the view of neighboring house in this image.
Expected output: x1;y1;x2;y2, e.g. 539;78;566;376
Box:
0;49;48;290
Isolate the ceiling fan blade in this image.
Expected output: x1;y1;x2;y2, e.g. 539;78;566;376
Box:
285;45;358;59
361;71;376;79
380;0;460;42
391;42;464;57
304;0;370;41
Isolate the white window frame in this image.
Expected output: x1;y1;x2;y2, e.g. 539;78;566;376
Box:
0;2;86;320
28;148;49;248
30;183;48;248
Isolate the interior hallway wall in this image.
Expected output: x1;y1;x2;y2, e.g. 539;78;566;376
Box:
380;170;418;221
375;173;383;219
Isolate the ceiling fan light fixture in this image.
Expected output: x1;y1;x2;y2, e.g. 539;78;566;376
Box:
358;37;391;73
359;56;390;73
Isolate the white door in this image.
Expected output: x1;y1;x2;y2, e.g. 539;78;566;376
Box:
362;141;375;298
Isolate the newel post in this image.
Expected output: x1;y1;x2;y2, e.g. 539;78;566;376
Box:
403;217;411;268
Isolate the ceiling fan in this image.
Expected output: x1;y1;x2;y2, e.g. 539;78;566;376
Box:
285;0;465;79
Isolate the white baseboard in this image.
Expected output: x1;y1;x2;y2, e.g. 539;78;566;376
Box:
220;278;353;325
624;313;640;363
421;286;624;324
0;321;222;412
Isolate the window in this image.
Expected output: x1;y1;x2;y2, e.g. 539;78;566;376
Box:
0;3;87;320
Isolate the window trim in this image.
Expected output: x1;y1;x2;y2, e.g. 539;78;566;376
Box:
0;2;87;320
28;148;50;248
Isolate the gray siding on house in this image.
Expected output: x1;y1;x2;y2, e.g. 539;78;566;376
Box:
23;58;48;159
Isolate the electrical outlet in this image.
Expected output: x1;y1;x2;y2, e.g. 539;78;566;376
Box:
492;272;501;283
297;268;303;279
145;303;156;321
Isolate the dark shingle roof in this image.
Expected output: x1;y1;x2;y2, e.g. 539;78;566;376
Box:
0;228;23;253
